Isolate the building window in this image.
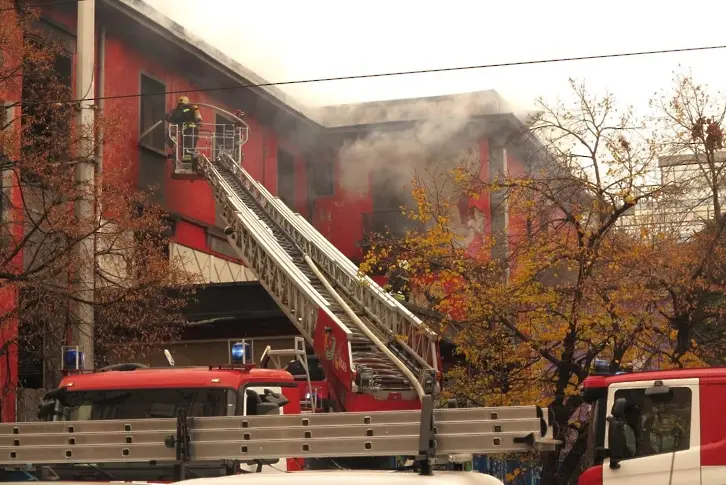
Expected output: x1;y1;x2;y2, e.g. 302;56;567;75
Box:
17;288;44;389
214;114;235;160
20;46;73;185
277;148;295;209
209;234;239;260
139;74;167;153
138;149;166;206
312;159;334;197
1;103;14;221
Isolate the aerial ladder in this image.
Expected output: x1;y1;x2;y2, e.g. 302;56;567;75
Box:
0;403;558;480
161;104;441;414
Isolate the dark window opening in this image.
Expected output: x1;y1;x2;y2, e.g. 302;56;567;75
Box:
17;288;46;389
285;355;326;382
138;149;166;205
0;104;12;227
20;44;73;185
139;75;167;153
130;224;170;279
214;114;235;159
366;166;421;239
613;387;692;459
277;148;295;210
312;160;334;197
58;388;236;420
209;234;238;260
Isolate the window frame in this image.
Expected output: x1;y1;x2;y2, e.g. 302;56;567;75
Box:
59;387;237;420
0;102;16;224
214;113;235;160
138;72;168;156
612;385;693;460
276;148;296;209
20;41;74;186
311;159;335;197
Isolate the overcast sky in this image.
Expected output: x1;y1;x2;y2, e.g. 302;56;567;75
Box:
143;0;726;114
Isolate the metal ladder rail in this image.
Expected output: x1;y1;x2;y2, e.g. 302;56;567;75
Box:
208;163;409;391
200;155;355;352
206;157;417;392
292;212;438;373
291;212;436;343
211;155;428;391
217;153;439;372
269;196;438;372
211;159;416;391
263;196;434;376
212;175;328;310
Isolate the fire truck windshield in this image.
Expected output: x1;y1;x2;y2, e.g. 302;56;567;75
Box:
57;387;236;420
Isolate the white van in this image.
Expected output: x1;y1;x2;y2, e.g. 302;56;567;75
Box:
177;470;505;485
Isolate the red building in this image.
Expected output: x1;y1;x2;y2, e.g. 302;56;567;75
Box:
5;0;541;420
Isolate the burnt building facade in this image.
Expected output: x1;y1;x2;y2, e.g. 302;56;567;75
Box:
2;0;538;420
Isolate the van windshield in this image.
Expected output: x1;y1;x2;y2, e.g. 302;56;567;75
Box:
58;388;236;420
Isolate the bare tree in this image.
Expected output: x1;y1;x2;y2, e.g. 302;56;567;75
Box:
0;1;198;403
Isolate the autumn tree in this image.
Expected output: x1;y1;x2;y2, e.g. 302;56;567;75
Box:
637;75;726;365
0;0;198;408
361;78;726;484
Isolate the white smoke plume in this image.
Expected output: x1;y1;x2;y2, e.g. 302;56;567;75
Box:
314;91;512;199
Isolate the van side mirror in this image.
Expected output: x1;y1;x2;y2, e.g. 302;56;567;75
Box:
42;387;68;406
36;401;57;420
255;403;280;415
645;381;673;403
262;388;289;407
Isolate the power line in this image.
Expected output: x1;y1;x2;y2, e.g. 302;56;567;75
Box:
14;43;726;106
0;0;83;13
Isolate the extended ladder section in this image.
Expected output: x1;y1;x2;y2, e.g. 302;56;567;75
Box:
0;406;557;469
177;122;440;405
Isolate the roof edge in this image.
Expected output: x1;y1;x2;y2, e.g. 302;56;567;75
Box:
108;0;317;123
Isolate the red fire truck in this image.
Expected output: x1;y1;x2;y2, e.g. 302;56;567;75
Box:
578;366;726;485
36;344;305;481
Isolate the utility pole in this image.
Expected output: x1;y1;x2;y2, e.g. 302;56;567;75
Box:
71;0;96;370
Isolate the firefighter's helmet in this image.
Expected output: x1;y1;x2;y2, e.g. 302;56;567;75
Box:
177;95;189;105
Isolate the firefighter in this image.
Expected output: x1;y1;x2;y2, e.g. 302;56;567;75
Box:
387;259;411;302
165;95;202;168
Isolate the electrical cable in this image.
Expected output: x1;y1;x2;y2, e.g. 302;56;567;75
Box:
10;43;726;106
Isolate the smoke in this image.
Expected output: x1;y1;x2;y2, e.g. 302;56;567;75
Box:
317;91;511;203
137;0;520;209
138;0;324;106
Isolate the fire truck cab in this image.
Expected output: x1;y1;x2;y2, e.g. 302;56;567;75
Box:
578;366;726;485
33;345;303;480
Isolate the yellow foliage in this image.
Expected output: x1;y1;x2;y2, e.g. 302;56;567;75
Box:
360;76;726;479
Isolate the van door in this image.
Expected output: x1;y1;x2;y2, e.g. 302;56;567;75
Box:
602;378;700;485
